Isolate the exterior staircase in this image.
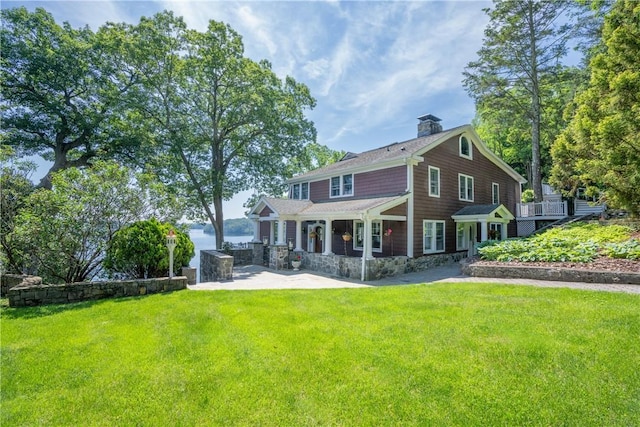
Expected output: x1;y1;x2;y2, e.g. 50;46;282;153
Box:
531;214;595;235
575;199;606;216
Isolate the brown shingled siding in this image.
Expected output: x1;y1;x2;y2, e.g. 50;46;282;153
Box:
413;135;519;254
308;166;406;202
259;221;270;242
259;206;273;217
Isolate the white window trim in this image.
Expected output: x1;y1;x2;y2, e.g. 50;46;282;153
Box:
458;173;474;202
423;220;446;254
428;165;440;198
290;182;310;200
489;222;503;241
459;135;473;159
492;182;500;204
353;220;382;253
330;174;354;198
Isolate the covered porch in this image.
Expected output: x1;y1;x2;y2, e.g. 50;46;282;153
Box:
452;204;515;255
247;195;411;280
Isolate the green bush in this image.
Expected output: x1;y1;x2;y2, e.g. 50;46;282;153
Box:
104;219;194;279
603;240;640;260
478;222;633;263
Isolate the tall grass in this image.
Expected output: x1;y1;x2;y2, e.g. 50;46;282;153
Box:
2;284;639;426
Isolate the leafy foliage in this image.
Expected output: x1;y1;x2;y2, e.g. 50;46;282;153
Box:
0;7;139;188
602;240;640;260
104;219;194;279
0;146;35;273
464;0;599;201
550;0;640;215
10;162;170;283
478;222;632;263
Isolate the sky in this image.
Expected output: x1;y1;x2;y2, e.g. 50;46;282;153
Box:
5;0;491;219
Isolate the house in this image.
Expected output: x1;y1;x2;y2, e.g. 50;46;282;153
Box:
248;114;527;280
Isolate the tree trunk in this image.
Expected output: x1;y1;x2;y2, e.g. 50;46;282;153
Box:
528;1;544;203
213;196;224;249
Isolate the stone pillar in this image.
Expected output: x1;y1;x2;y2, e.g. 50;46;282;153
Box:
249;242;264;265
295;220;303;251
323;219;333;255
269;245;289;270
181;267;197;285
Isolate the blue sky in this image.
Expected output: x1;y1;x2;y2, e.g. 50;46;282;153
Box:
6;0;491;218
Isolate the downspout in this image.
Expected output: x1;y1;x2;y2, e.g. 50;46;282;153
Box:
406;158;414;258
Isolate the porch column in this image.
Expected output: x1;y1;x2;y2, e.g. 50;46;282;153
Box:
480;220;488;242
295;220;303;251
250;215;261;243
276;219;285;245
269;221;275;245
501;222;508;240
323;219;333;255
406;162;414;257
364;217;374;259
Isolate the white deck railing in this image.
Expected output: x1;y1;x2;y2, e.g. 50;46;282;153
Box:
516;200;568;218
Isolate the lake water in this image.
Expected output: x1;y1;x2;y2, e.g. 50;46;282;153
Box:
188;229;253;280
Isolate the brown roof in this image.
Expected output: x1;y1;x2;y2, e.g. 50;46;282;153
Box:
290;125;466;182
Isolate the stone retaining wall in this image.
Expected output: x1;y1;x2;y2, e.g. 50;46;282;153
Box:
200;250;233;282
229;248;253;266
7;276;187;307
1;274;33;297
462;261;640;285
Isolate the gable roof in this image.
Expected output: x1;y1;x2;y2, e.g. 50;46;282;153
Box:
451;204;515;222
288;124;526;185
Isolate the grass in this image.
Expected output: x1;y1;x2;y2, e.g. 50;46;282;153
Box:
2;284;640;426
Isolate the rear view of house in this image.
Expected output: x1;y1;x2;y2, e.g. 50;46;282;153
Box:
248;114;527;280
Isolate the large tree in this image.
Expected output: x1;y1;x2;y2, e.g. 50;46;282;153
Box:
125;12;316;248
550;0;640;216
463;0;593;202
0;7;139;188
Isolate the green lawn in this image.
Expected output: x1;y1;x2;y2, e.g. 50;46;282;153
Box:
2;284;639;426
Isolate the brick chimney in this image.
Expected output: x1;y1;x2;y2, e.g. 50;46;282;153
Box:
417;114;442;137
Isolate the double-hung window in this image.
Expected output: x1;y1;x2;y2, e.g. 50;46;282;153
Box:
429;166;440;197
423;220;445;254
353;220;382;252
459;136;472;159
290;182;309;200
459;174;474;202
492;182;500;204
330;174;353;197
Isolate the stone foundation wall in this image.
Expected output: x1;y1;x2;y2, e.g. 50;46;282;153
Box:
8;276;187;307
200;250;233;282
301;252;466;281
181;267;197;285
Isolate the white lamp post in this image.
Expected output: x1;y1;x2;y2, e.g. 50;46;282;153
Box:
166;229;177;278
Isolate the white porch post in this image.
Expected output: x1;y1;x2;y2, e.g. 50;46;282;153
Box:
501;222;508;240
295;220;303;251
364;217;374;259
269;221;275;245
480;220;488;242
323;219;333;255
406;162;414;257
250;215;261;243
277;219;285;245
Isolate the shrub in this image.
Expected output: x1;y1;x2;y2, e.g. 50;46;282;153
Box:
104;219;194;279
603;240;640;260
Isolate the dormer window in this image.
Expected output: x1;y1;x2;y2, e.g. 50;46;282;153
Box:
459;136;472;159
330;174;353;197
289;182;309;200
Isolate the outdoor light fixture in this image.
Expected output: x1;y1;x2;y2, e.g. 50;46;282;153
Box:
166;229;177;278
288;239;293;250
263;236;269;245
